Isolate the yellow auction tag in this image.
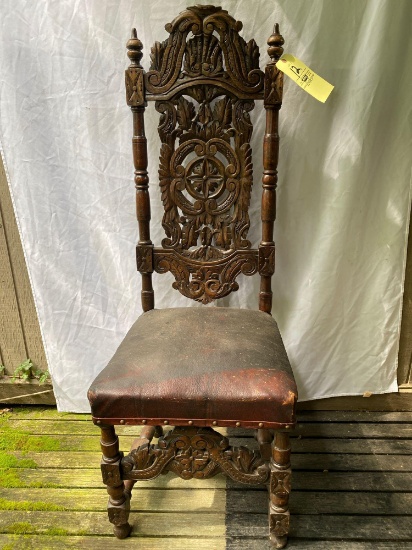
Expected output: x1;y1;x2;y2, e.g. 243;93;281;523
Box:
276;54;334;103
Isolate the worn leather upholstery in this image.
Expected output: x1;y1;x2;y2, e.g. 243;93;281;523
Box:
88;307;297;429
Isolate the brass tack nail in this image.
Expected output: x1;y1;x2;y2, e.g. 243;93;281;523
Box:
235;422;241;427
164;420;169;425
141;419;147;424
188;420;193;425
212;421;217;426
120;420;125;425
285;425;291;429
96;420;101;424
258;422;264;428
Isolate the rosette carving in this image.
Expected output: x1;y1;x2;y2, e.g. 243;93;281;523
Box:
152;88;259;303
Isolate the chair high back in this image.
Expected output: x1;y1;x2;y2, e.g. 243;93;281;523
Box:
88;9;297;547
125;5;284;312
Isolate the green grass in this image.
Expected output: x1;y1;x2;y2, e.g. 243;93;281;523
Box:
0;413;60;474
0;408;91;547
7;408;90;421
6;523;33;535
0;469;58;488
2;523;83;536
0;422;60;453
3;523;70;536
0;410;60;475
0;499;65;511
0;453;37;469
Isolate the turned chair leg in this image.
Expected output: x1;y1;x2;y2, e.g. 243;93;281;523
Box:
256;428;274;461
269;431;292;548
100;425;132;539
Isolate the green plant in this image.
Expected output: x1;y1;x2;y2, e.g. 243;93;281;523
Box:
0;365;5;377
11;360;50;384
11;360;34;382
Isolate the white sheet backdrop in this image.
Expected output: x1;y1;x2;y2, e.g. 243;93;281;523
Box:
0;0;411;411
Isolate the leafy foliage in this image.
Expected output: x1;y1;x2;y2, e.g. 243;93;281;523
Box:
11;359;50;385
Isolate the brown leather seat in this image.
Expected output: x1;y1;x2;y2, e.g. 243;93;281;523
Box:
88;307;297;429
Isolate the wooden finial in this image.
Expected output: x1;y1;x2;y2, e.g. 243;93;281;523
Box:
127;28;143;67
267;23;284;63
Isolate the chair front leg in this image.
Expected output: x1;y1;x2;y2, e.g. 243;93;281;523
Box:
269;430;292;548
100;425;132;539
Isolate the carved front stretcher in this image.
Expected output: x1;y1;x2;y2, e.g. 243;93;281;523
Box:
121;426;270;485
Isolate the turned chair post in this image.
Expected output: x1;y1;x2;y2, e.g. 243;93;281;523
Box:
126;30;154;312
100;425;132;539
260;24;284;314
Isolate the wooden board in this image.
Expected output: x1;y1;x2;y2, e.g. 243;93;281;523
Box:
398;211;412;385
0;537;410;550
0;378;55;406
9;450;411;472
1;408;411;548
6;433;412;454
0;536;225;550
0;154;52;404
6;468;412;492
0;177;26;371
6;418;412;438
297;392;412;411
225;514;412;539
0;510;226;537
227;542;412;550
2;487;410;515
4;434;412;455
10;408;412;422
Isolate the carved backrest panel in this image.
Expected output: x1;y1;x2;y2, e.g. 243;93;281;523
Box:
150;6;263;303
126;5;284;310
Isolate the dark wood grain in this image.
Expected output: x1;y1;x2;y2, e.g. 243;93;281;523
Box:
99;425;131;538
259;24;284;314
126;30;154;312
269;431;292;548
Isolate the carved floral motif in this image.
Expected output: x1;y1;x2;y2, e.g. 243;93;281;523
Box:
270;513;290;537
152;87;257;302
121;427;270;484
146;5;264;99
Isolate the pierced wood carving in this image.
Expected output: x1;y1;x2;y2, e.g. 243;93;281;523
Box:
148;21;263;303
153;91;260;302
121;426;270;485
154;249;258;303
147;6;265;303
146;5;264;100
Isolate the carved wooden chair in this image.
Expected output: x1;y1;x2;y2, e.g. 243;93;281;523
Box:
88;5;297;548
